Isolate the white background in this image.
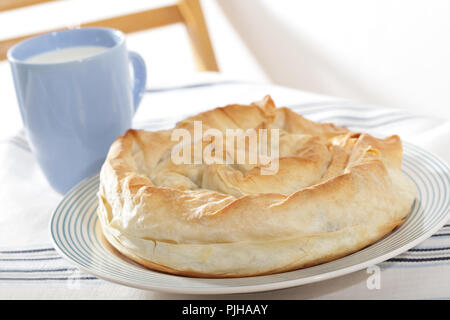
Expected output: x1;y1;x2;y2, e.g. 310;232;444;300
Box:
216;0;450;119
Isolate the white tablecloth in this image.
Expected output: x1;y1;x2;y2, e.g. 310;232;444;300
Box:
0;77;449;299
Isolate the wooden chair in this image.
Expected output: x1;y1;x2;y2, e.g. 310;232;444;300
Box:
0;0;219;71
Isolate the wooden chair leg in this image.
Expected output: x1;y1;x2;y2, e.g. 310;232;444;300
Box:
0;0;219;72
177;0;219;72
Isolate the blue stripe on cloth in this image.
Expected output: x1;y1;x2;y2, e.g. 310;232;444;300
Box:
388;256;450;262
291;104;400;115
5;137;31;152
0;268;76;273
0;257;62;261
0;277;97;281
408;247;450;252
145;80;245;93
0;248;55;254
380;262;450;269
432;233;450;238
317;114;418;123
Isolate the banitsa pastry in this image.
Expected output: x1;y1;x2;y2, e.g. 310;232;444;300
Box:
97;96;416;277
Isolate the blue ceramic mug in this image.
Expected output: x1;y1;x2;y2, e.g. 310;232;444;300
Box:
8;27;146;194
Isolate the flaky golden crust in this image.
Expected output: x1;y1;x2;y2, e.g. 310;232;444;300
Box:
97;96;416;277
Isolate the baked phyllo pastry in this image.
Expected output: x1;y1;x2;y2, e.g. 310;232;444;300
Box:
97;96;416;277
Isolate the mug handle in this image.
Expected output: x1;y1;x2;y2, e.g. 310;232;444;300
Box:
128;51;147;113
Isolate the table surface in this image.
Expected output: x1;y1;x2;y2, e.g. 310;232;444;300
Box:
0;74;449;299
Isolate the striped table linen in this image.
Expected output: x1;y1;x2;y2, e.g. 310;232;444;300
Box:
0;80;449;299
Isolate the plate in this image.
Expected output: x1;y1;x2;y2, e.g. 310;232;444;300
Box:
50;142;450;294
